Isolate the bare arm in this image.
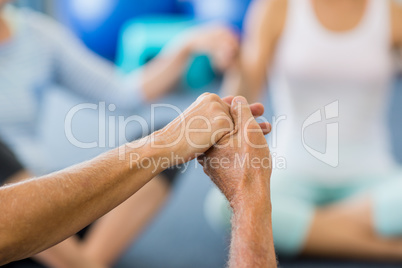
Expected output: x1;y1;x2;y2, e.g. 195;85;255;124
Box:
222;0;287;103
224;99;277;268
0;141;165;265
31;11;237;108
138;41;193;101
0;93;266;266
392;0;402;61
199;96;276;267
0;93;238;265
230;196;276;268
392;0;402;46
140;24;239;101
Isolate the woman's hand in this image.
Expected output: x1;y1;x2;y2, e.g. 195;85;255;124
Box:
184;24;240;71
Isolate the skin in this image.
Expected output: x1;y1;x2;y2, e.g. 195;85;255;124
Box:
0;9;9;42
80;177;171;266
0;4;238;267
33;175;171;268
5;170;172;268
224;0;402;261
4;170;31;185
0;93;273;266
222;0;286;101
0;0;6;9
199;96;276;267
3;172;106;268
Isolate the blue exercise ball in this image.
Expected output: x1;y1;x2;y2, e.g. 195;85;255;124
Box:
56;0;179;61
192;0;253;33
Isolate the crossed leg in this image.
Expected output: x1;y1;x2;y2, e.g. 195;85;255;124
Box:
271;171;402;261
302;194;402;261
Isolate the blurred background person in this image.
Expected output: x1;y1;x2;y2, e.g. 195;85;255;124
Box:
0;138;30;186
0;0;241;267
222;0;402;262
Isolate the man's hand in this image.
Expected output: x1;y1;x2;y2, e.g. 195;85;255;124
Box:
0;94;272;266
151;93;269;167
198;96;277;268
198;96;272;207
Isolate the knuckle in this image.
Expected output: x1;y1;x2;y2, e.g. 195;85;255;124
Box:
206;93;221;102
210;102;223;112
198;92;211;100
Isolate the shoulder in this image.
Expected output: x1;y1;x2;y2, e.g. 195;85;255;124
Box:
17;8;75;44
391;0;402;47
250;0;287;17
17;8;58;31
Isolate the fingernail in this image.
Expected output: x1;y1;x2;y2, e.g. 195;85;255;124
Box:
267;123;272;133
235;96;247;105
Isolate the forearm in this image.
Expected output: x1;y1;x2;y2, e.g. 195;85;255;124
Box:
229;196;277;268
221;58;244;98
0;139;167;265
139;41;192;101
221;56;265;103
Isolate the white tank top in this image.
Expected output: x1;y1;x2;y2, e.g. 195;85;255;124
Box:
269;0;398;184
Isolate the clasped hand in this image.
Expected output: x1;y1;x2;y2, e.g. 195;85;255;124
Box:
153;93;272;206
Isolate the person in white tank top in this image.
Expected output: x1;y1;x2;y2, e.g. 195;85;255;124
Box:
220;0;402;261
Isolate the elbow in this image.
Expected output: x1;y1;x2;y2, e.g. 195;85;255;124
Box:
141;90;156;103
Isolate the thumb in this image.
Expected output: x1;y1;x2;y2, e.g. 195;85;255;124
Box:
230;96;254;129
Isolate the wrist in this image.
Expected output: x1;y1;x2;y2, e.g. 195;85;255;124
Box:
232;195;271;216
231;197;272;231
123;134;171;176
180;28;203;56
181;35;196;57
230;175;271;213
148;129;190;168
